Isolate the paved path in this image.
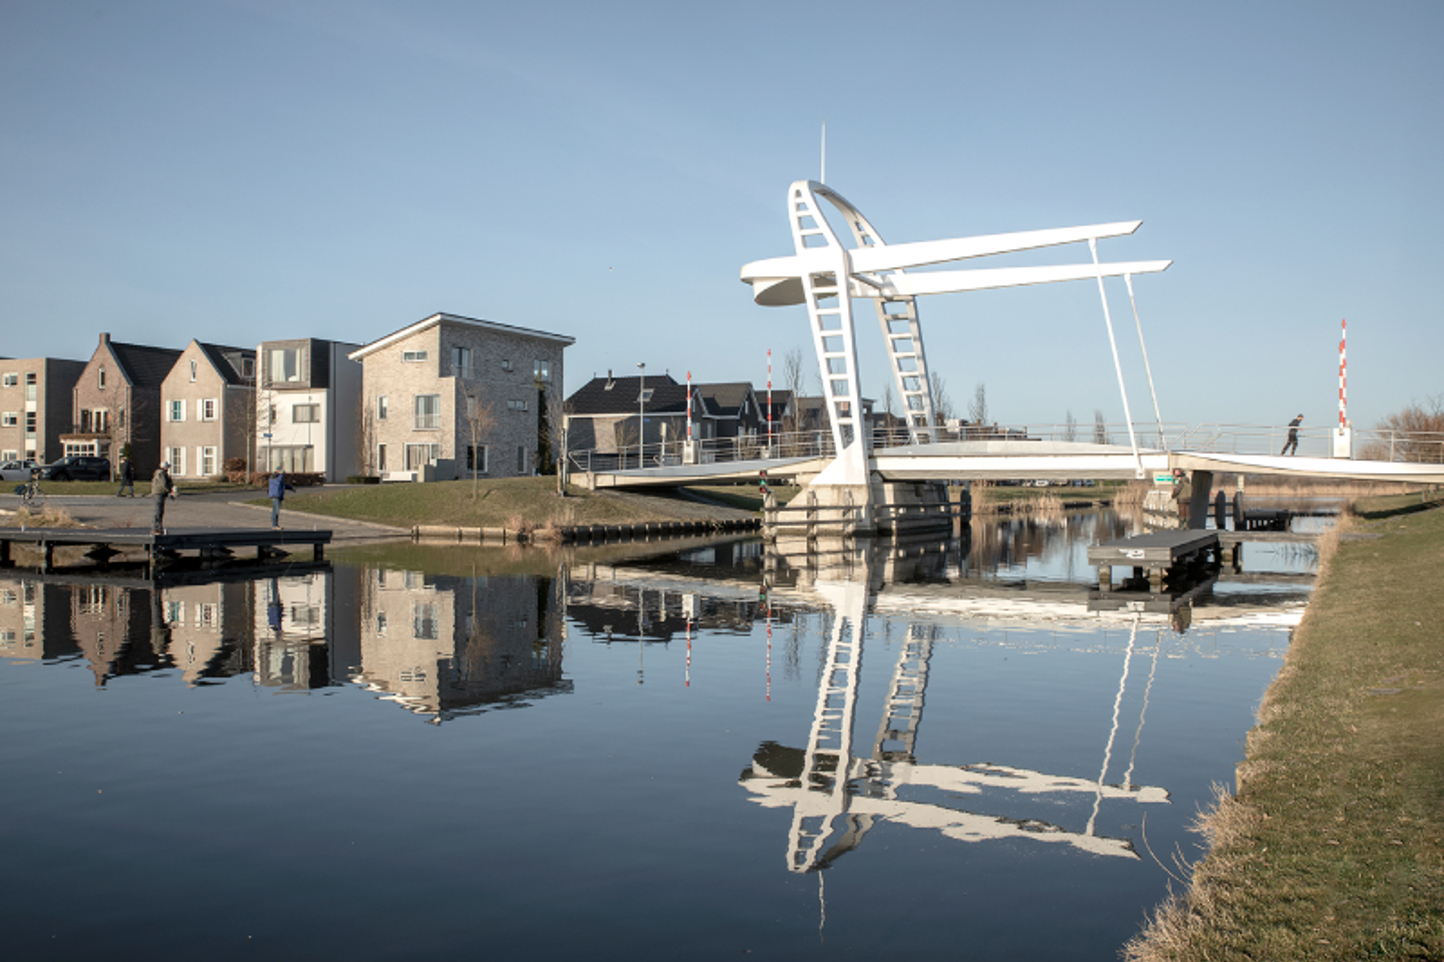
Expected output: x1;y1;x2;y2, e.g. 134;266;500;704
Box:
2;487;409;544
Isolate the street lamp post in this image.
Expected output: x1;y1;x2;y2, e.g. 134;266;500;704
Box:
636;362;645;469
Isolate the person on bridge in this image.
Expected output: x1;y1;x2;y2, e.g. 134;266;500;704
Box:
1280;414;1303;456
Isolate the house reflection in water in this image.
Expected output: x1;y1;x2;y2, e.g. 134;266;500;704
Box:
355;569;570;721
0;566;570;722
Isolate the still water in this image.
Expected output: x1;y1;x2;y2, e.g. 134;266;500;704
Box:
0;510;1313;961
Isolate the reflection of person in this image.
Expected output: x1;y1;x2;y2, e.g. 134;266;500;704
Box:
1171;468;1192;526
1280;414;1303;456
268;470;295;529
151;461;176;534
267;578;283;633
117;456;135;497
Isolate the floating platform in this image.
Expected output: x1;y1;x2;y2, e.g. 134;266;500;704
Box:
0;526;331;573
1088;529;1221;593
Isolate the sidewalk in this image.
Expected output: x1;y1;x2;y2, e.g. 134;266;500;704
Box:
3;487;409;544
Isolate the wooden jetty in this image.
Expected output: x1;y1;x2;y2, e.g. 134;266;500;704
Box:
0;526;331;573
1088;529;1221;593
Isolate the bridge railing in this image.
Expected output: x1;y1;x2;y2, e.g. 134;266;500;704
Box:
567;428;838;474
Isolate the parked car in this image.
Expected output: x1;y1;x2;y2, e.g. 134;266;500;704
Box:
0;459;40;483
39;456;112;481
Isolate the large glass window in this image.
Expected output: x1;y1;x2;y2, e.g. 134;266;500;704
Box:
534;359;550;382
268;348;302;384
451;346;472;378
404;443;439;470
292;404;320;423
267;446;314;473
414;394;441;430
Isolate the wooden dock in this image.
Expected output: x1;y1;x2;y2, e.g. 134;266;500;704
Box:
1088;529;1221;593
0;526;331;573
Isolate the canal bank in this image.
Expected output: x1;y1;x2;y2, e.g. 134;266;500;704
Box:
1129;491;1444;961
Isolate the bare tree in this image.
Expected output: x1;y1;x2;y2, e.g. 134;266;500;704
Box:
463;394;497;499
1093;409;1108;445
542;382;569;495
355;394;375;477
1364;395;1444;463
782;347;808;451
967;381;986;425
930;371;954;423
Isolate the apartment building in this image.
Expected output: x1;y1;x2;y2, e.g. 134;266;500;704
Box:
159;340;256;480
255;338;362;481
0;356;86;464
348;313;572;481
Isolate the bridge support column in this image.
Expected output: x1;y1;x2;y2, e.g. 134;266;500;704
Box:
1187;470;1214;530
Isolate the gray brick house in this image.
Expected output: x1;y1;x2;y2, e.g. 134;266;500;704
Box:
347;313;573;481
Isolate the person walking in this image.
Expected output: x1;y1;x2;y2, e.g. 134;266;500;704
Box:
151;461;176;533
269;470;295;529
117;456;135;497
1280;413;1303;456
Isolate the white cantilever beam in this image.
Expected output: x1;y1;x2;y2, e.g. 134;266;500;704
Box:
878;259;1172;298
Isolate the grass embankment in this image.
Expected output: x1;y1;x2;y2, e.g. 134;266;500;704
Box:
266;477;761;529
1129;491;1444;961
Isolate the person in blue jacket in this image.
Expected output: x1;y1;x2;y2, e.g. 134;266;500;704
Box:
269;470;296;529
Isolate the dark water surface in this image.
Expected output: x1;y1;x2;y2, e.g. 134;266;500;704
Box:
0;511;1312;960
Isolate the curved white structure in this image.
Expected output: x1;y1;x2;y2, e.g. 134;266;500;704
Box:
741;181;1172;501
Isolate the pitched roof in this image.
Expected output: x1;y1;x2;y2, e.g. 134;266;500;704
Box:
196;341;256;386
108;341;183;390
693;381;756;417
565;374;692;417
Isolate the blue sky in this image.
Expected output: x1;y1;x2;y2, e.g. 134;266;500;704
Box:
3;0;1440;434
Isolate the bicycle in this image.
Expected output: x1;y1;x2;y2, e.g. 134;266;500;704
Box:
16;473;42;507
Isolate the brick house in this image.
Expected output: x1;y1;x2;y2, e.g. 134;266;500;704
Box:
0;356;87;465
159;340;257;480
66;333;183;474
255;338;362;481
347;313;573;481
564;373;706;464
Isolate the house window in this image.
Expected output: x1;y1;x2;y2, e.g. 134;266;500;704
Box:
24;412;35;435
404;443;439;471
189;360;197;382
414;394;441;430
377;443;387;472
402;350;429;363
0;413;15;427
201;399;217;421
377;395;388;421
25;373;35;385
507;399;528;412
412;603;440;640
98;366;106;389
534;359;550;382
501;358;512;371
1;374;16;387
92;409;108;432
168;399;186;422
268;348;302;383
451;346;472;378
267;446;314;473
241;356;255;378
517;445;527;474
467;444;488;473
200;446;217;476
167;447;187;477
293;404;320;423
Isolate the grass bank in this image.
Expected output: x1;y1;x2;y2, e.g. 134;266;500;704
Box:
265;477;758;529
1128;491;1444;961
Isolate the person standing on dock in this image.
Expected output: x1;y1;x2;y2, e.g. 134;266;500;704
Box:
1171;468;1192;526
117;456;135;497
1280;413;1303;455
269;470;295;529
151;461;176;534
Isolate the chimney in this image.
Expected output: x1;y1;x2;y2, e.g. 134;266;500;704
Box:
99;332;110;345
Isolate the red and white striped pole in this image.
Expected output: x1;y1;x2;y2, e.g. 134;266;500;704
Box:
766;348;773;452
1338;318;1347;430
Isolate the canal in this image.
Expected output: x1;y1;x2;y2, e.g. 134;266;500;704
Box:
0;508;1315;960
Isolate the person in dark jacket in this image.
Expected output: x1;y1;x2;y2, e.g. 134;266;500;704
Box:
151;461;176;533
269;470;295;529
1280;414;1303;455
117;456;135;497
